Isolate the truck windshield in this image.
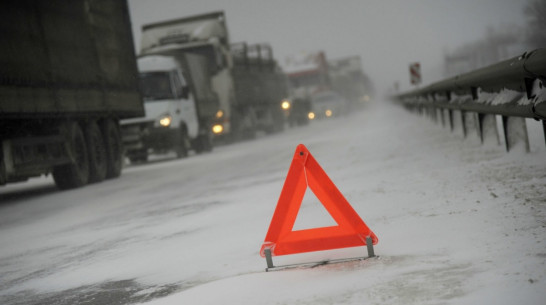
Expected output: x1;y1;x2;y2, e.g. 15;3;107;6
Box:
139;72;174;101
289;73;322;88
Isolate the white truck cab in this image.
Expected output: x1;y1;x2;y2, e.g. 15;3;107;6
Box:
121;55;203;162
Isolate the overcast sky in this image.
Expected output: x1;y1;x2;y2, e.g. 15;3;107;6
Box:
128;0;528;95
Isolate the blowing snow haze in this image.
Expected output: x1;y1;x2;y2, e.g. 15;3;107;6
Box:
128;0;528;95
1;1;545;304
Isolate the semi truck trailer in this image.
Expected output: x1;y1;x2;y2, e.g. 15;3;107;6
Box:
0;0;144;189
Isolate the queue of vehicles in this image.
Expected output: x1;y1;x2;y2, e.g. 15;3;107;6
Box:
282;52;373;122
0;4;372;189
120;12;292;163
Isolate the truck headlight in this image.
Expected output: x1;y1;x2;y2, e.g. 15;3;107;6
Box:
158;115;172;127
212;124;224;134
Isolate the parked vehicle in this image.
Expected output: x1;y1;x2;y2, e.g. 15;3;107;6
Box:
0;0;144;189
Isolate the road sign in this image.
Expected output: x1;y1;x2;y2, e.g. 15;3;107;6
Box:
409;62;421;85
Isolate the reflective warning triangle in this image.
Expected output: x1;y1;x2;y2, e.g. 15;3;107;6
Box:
260;144;378;257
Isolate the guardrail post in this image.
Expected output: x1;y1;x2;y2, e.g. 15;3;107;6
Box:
477;113;485;143
502;116;530;152
477;113;500;145
431;106;438;123
461;111;468;138
448;110;454;132
439;108;446;127
472;112;480;138
473;113;480;139
543;120;546;148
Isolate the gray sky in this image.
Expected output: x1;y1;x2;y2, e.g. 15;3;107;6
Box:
128;0;528;94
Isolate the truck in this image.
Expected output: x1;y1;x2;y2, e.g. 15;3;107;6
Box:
284;51;331;97
283;51;344;121
124;11;288;147
328;56;374;111
228;42;289;137
0;0;144;189
120;52;217;163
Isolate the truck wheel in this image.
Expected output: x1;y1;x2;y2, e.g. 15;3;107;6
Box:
101;119;122;178
85;121;107;183
175;128;189;158
274;116;285;133
128;149;148;164
53;122;89;189
0;150;5;186
203;135;213;152
193;133;213;154
243;128;256;140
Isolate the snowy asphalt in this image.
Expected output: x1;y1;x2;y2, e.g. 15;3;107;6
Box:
1;101;545;305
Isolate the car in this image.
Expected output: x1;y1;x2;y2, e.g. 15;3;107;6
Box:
308;90;348;120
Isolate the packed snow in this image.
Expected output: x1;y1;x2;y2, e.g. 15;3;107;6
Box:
0;101;545;305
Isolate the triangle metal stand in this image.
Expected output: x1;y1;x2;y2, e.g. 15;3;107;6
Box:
265;236;376;272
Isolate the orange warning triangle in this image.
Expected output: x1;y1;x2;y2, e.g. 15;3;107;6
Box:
260;144;378;257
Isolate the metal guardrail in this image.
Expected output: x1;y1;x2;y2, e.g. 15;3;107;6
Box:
394;48;546;152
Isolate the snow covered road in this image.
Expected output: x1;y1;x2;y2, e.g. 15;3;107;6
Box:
1;101;545;305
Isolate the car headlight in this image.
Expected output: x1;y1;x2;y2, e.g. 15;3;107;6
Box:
325;109;333;117
216;109;224;119
308;112;315;120
158;115;172;127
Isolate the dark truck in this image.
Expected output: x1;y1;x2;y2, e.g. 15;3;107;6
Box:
229;42;289;137
0;0;144;189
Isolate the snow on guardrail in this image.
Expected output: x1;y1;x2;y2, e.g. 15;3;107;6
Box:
393;48;546;152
